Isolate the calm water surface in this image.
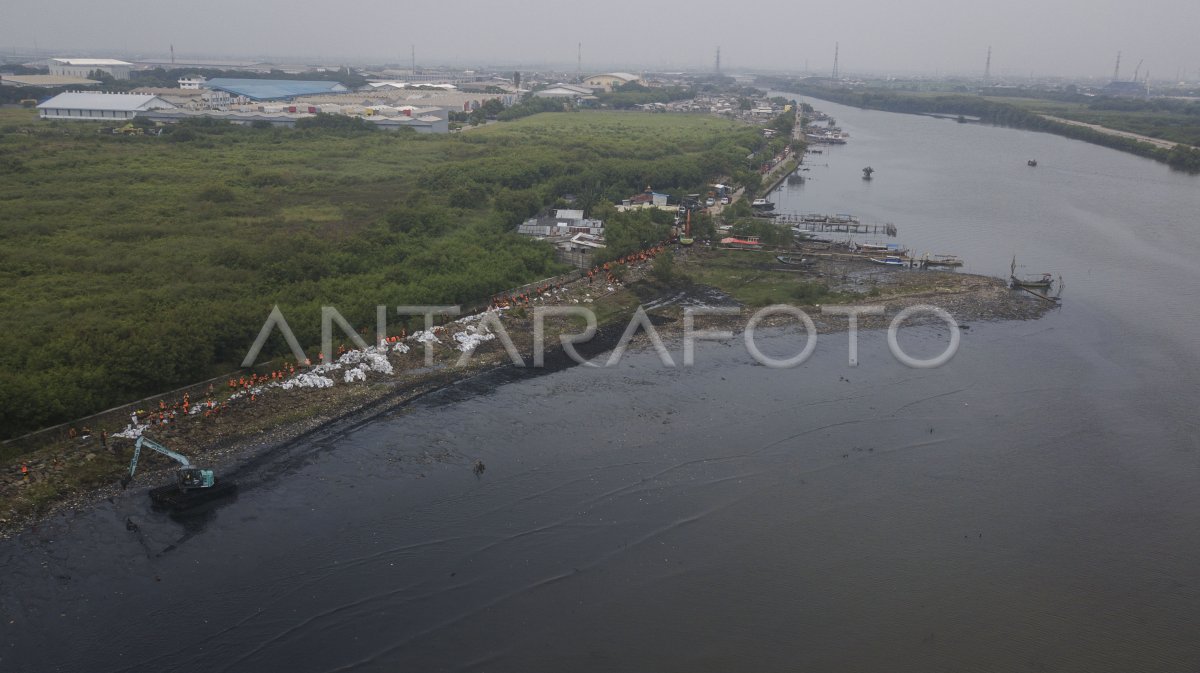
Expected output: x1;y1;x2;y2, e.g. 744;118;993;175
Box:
2;100;1199;672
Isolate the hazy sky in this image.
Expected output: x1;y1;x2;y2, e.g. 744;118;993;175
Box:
4;0;1199;79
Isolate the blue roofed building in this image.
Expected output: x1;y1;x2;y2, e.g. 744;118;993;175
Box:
202;78;349;101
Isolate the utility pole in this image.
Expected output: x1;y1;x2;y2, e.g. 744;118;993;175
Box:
832;42;839;80
984;45;991;83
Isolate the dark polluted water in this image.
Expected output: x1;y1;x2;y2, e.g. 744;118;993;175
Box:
4;100;1200;672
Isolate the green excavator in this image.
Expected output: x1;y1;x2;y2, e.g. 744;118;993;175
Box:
125;436;237;510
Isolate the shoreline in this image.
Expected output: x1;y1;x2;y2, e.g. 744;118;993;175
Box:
0;250;1054;540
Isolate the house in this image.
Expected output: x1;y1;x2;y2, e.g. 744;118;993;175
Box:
49;58;132;80
178;77;207;90
555;233;607;269
625;189;670;207
36;91;176;121
582;72;642;92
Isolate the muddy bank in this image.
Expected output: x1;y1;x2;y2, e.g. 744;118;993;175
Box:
0;251;1052;539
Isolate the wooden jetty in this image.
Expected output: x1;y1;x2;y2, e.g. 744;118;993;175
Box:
769;212;898;237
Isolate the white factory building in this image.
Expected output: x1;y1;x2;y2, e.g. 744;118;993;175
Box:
36;92;176;121
49;58;133;80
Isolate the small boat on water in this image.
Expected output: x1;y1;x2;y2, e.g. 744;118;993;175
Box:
862;166;874;180
852;241;908;256
869;256;909;266
1011;273;1054;289
751;199;775;210
921;254;964;268
1009;255;1053;288
1027;159;1038;167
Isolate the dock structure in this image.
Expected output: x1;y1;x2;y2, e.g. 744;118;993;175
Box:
768;213;898;237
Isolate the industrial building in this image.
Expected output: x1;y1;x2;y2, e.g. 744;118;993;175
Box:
141;106;448;133
0;74;99;88
49;58;133;80
202;78;349;101
582;72;642;92
35;91;176;121
533;84;596;100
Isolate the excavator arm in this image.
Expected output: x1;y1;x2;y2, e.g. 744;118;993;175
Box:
128;436;192;479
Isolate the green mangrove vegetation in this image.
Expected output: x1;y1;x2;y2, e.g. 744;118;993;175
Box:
0;108;768;438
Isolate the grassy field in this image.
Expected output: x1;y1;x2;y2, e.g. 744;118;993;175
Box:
679;248;843;306
0;108;762;438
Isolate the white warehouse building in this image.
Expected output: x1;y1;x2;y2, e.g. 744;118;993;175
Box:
49;58;133;80
36;92;176;121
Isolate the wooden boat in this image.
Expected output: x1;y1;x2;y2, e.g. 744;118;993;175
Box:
1011;273;1053;289
853;241;908;256
921;254;964;268
721;236;762;249
869;256;909;266
776;255;816;267
1009;256;1053;288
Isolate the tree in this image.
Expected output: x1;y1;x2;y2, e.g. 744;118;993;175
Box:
294;113;376;133
652;251;676;283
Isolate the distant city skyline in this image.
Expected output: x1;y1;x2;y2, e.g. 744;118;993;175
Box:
3;0;1199;81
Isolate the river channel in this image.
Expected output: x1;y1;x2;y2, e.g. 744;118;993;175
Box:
2;98;1199;672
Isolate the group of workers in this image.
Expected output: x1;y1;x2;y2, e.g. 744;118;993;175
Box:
587;242;670;285
490;282;569;310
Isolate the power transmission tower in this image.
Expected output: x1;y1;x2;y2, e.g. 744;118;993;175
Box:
832;42;839;80
577;42;582;76
1113;51;1121;82
984;46;991;83
715;46;721;74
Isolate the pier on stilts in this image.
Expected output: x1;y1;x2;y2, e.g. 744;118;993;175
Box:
766;213;898;237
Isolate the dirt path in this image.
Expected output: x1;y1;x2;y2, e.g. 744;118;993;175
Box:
1040;115;1180;151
